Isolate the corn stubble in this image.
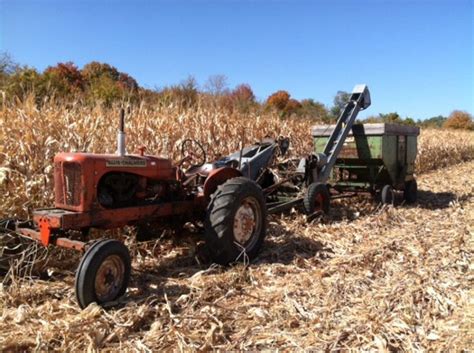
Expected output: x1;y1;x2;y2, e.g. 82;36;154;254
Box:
0;98;473;351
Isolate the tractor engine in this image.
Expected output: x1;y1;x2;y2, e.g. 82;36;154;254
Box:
53;152;179;212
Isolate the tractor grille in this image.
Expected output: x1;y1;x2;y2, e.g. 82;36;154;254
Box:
55;162;82;206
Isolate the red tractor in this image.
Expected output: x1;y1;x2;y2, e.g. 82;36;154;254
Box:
2;110;274;308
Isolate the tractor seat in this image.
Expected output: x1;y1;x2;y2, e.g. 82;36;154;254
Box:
185;158;239;178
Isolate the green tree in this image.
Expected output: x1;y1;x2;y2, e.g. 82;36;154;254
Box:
0;53;18;86
379;112;403;124
87;75;124;105
0;53;16;73
159;75;199;109
82;61;120;82
300;99;329;121
5;66;45;100
330;91;350;118
361;112;417;126
420;115;447;128
81;61;138;104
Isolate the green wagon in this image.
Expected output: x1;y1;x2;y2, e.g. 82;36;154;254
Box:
311;123;420;204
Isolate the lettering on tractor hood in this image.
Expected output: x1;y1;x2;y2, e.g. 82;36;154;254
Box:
106;158;147;167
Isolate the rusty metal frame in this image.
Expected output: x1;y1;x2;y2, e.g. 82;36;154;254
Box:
17;227;86;251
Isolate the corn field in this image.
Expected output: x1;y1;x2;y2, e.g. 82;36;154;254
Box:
0;98;473;351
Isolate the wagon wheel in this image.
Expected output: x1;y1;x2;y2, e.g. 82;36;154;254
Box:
303;182;330;215
380;185;394;205
75;239;131;309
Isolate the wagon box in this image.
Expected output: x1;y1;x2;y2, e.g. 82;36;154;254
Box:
312;123;420;195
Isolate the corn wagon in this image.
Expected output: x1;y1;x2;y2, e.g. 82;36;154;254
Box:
311;123;420;204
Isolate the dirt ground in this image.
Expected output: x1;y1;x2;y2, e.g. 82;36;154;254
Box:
1;161;472;351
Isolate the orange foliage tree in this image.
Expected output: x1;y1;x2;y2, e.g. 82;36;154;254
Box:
266;90;302;115
44;62;84;97
443;110;473;130
229;84;256;112
285;98;302;114
266;90;290;110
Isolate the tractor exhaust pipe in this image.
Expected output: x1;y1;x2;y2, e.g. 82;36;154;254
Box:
116;108;126;156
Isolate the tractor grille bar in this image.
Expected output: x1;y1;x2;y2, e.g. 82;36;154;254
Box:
55;162;82;206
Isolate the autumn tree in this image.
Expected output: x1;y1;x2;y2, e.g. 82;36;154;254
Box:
443;110;474;130
82;62;120;82
117;72;139;91
232;84;255;102
222;84;257;113
43;62;84;97
266;90;290;111
285;99;302;114
81;61;138;104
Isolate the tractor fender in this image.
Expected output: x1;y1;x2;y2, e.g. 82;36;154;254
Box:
203;167;242;200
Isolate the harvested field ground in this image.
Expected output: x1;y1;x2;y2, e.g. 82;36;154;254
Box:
0;159;472;351
0;102;473;350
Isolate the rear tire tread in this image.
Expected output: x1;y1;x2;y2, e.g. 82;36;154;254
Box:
205;177;267;265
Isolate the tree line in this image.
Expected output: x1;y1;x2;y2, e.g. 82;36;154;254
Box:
0;53;472;130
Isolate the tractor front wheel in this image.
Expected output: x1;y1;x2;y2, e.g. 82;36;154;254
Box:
75;239;131;309
205;177;267;265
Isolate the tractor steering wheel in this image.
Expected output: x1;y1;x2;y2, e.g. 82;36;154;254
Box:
179;139;207;171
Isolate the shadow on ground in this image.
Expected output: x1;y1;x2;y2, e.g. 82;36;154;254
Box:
416;189;470;209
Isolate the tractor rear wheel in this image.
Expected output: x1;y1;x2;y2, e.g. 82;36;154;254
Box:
404;179;417;204
303;182;330;215
205;177;267;265
381;184;394;205
75;239;131;309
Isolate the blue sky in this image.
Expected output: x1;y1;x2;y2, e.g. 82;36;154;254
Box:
0;0;472;119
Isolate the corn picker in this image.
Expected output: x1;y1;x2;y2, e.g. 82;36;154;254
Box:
0;84;387;309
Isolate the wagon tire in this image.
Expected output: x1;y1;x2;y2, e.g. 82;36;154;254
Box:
303;182;330;215
380;184;394;205
404;179;417;204
75;239;131;309
205;177;267;265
